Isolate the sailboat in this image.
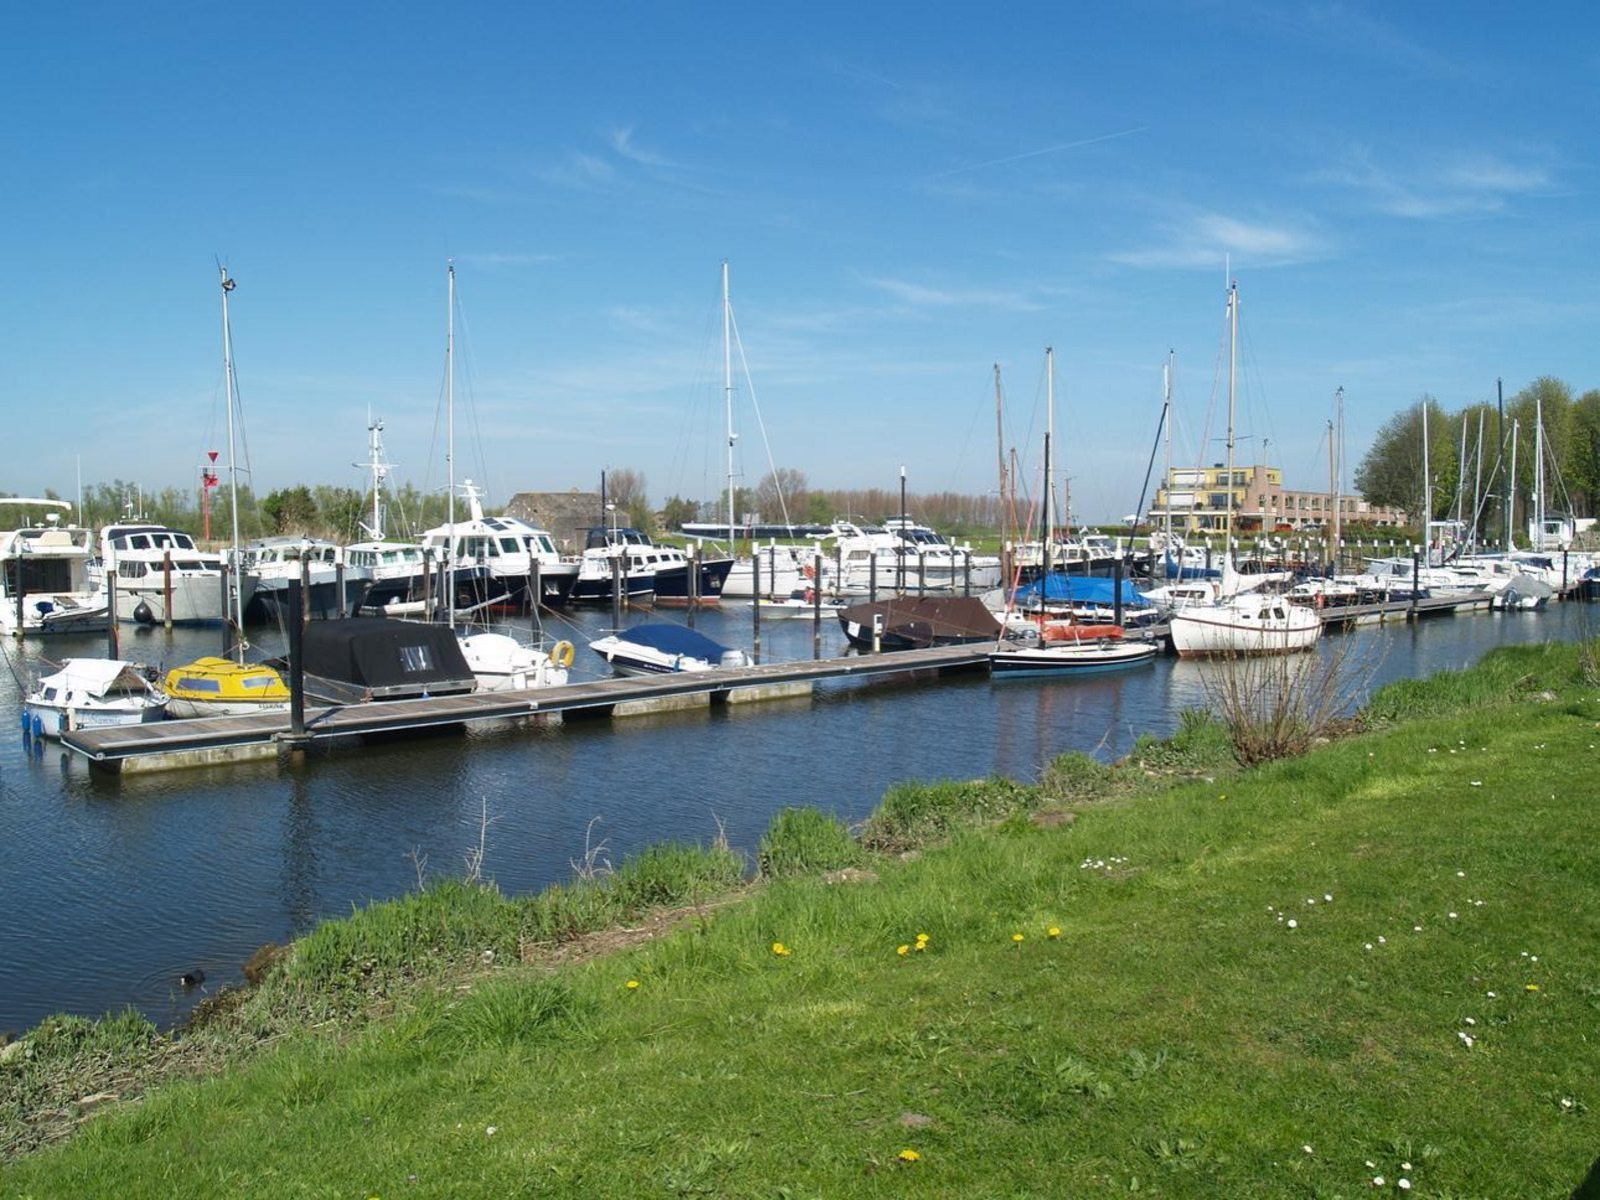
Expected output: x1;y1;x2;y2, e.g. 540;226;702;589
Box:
990;348;1158;677
163;267;291;716
1168;282;1321;658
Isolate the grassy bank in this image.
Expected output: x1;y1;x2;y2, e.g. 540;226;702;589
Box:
4;642;1599;1196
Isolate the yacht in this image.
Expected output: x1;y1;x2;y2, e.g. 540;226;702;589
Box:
570;527;733;605
419;482;578;611
0;500;108;636
95;521;252;626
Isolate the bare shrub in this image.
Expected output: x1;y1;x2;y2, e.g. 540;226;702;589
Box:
1197;635;1382;766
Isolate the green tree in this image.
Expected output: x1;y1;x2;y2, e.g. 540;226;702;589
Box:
261;485;318;533
659;495;699;531
1354;395;1455;524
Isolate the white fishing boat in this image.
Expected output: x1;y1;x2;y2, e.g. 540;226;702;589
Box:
752;585;843;620
0;501;108;636
23;658;168;739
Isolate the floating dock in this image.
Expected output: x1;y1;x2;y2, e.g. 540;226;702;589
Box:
59;644;991;773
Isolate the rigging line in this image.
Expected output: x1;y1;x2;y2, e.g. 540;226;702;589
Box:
451;280;494;505
727;305;793;529
1126;384;1170;542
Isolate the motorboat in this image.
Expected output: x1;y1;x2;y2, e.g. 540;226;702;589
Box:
162;656;291;718
95;521;251;626
23;658;168;739
457;631;571;692
0;501;108;636
587;623;751;676
294;616;479;704
1168;591;1322;658
242;536;356;622
570;526;732;605
826;520;1001;596
837;595;1002;651
419;482;579;611
752;586;843;620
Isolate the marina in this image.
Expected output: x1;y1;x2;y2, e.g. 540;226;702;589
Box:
0;596;1590;1035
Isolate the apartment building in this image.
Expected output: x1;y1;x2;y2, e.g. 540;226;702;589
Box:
1149;464;1408;534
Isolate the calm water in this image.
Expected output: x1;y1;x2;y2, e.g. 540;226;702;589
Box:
0;601;1584;1033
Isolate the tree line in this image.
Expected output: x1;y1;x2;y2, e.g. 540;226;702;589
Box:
1355;376;1600;540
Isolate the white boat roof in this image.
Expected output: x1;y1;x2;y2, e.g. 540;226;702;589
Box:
41;658;150;693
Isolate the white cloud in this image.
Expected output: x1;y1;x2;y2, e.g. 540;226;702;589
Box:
1319;146;1551;218
856;273;1046;313
1109;211;1330;270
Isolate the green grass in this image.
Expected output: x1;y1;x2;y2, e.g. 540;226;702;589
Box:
5;644;1600;1196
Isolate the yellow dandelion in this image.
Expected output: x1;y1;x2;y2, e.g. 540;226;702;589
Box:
913;940;926;952
1526;983;1540;992
897;944;910;956
1048;926;1061;939
771;941;789;956
916;932;930;942
1012;932;1025;943
898;1148;921;1163
625;979;640;990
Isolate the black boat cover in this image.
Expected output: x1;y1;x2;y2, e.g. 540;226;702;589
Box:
299;617;477;701
837;596;1001;649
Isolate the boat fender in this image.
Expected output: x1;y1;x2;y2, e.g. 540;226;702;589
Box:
132;601;155;624
1313;593;1325;609
548;640;575;669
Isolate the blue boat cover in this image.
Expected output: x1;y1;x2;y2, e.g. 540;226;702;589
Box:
1013;575;1151;607
619;623;735;661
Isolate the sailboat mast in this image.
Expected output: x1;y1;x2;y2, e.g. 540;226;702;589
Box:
1421;399;1432;559
993;363;1005;542
446;261;456;630
1224;281;1237;554
723;260;735;544
1509;419;1519;546
1472;410;1485;548
1331;386;1344;563
1534;390;1546;548
218;266;244;656
1163;351;1173;548
1043;347;1054;572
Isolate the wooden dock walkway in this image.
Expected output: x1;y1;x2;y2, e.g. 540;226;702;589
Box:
60;643;992;772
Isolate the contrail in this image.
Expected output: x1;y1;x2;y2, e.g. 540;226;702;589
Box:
931;125;1151;179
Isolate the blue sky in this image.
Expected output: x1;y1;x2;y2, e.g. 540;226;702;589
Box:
3;2;1595;524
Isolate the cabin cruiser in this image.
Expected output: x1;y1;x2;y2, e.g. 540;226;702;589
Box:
825;519;1001;596
242;536;361;622
0;501;108;635
24;658;168;738
94;521;252;626
419;482;578;611
570;527;733;605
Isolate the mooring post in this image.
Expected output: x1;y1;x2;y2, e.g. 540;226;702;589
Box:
610;554;622;626
288;577;306;739
13;555;25;637
869;555;877;602
687;542;699;627
530;561;542;639
1563;550;1570;596
963;549;971;597
813;550;823;660
163;550;174;630
421;548;433;620
300;556;312;626
335;557;347;617
751;551;762;664
1411;550;1420;620
1113;557;1125;627
107;558;119;658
